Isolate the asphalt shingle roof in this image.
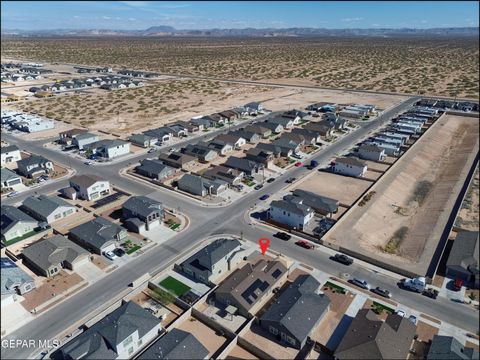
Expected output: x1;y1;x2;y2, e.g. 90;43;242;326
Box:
69;217;125;250
122;196;163;220
1;145;19;154
1;257;34;295
427;335;479;360
446;231;479;273
20;195;73;220
1;205;38;235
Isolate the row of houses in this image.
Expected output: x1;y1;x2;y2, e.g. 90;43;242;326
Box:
30;75;144;93
117;69;159;78
1;109;55;133
416;98;478;112
74;66;113;73
338;104;377;119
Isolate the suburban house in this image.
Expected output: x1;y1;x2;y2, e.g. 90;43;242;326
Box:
280;132;313;146
63;174;110;201
69;216;127;254
174;120;203;133
256;143;290;157
291;189;339;216
244;102;264;114
219;110;240;122
1;205;39;244
143;128;172;144
214;259;288;317
335;309;416;359
190;116;213;129
17;155;54;178
178;173;227;197
364;141;400;156
304;122;332;138
268;197;315;230
261;122;284;134
1;257;35;307
427;335;479;360
138;328;209;360
22;235;89;278
1;145;21;165
224;156;264;176
272;137;301;155
267;117;294;129
206;140;233;156
176;238;244;284
135;159;179;181
213;134;247;149
182;143;218;163
58;129;88;146
158;152;197;170
229;130;260;143
290;128;321;143
259;275;331;349
208;113;227;126
122;196;164;235
203;165;244;186
72;132;99;150
446;231;479;288
1;168;22;189
358;144;387;162
245;125;272;138
51;301;162;360
245;148;275;168
128;134;158;148
20;195;77;224
166;124;188;137
84;139;130;160
282;109;309;123
333;157;368;178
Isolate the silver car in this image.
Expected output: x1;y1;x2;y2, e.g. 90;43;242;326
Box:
351;278;371;290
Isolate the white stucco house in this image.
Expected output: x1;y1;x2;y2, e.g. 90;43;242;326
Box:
333;157;368;177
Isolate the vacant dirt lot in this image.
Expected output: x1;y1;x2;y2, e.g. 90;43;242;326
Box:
294;171;372;206
2;36;478;97
455;166;479;231
324;113;479;275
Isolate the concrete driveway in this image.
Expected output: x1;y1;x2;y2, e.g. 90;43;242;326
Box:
75;262;106;284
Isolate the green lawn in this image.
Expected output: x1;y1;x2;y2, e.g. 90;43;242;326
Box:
159;276;191;297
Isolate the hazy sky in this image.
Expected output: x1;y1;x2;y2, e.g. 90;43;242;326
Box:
1;1;479;30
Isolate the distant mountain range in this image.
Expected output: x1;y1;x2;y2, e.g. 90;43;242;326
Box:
2;26;479;37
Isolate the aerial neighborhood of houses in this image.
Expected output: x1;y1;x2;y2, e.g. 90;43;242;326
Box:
1;58;479;360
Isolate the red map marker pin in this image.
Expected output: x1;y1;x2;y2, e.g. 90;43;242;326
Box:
258;238;270;256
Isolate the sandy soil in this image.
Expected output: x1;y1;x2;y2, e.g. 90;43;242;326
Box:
456;166;479;231
294;171;372;206
225;345;259;360
324;113;479;274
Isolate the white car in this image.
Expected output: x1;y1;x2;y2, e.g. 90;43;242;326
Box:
408;314;417;325
395;309;406;317
7;191;19;198
103;251;117;261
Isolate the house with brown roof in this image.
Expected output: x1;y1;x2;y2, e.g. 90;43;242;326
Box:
245;148;275;168
158;152;197;170
334;309;416;360
203;165;244;186
304;122;333;139
58;128;88;145
214;259;288;317
245;125;272;139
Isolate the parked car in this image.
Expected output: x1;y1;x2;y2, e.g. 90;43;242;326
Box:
422;288;439;299
266;177;275;183
294;161;303;167
350;278;371;290
7;191;19;198
295;240;314;249
103;251;117;261
395;309;406;317
274;232;291;241
259;194;270;201
291;153;302;159
285;177;297;183
254;184;264;190
147;148;156;153
84;161;92;166
408;315;417;325
113;248;126;257
371;287;392;298
332;253;353;265
453;278;463;291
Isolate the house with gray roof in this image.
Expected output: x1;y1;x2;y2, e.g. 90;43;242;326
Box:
260;275;331;349
17;155;53;178
1;168;22;189
282;109;309;123
1;257;35;307
22;235;89;278
143;128;172;143
128;133;158;148
333;157;368;178
256;143;290;157
206;140;233;156
64;174;110;201
272;137;302;155
69;217;127;254
122;196;163;234
213;134;246;149
244;124;272;138
446;231;479;288
58;128;88;145
279;132;311;146
229;129;260;143
1;205;39;245
84;139;130;159
291;189;339;216
427;335;479;360
72;132;99;150
190;116;213;129
203;165;244;186
304;122;332;138
20;195;76;224
158;152;197;170
224;156;264;176
334;309;416;360
138;328;209;360
1;144;21;165
245;148;275;168
267;116;294;129
215;259;288;317
268;197;314;230
182;143;218;162
135;159;179;181
244;102;264;114
358;144;386;161
291;128;322;143
178;173;227;197
176;238;244;284
261;121;284;134
51;301;162;360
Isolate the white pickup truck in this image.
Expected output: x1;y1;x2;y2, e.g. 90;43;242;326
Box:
400;276;426;293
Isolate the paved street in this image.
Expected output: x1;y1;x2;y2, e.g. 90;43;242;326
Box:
2;95;479;360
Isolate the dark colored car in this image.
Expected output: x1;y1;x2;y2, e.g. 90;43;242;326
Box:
371;287;392;298
422;288;439;299
259;194;270;201
274;232;291;241
113;248;126;257
266;178;275;183
285;177;297;183
295;240;314;249
254;184;264;190
332;253;353;265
